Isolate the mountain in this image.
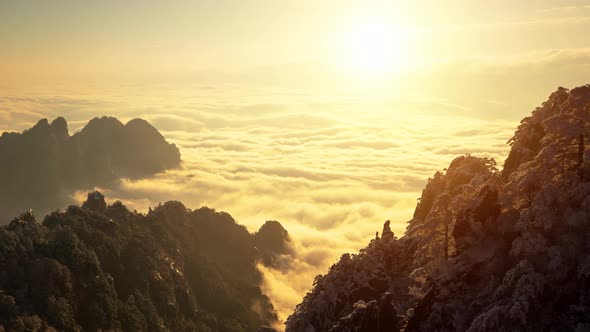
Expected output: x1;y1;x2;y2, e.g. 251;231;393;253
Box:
253;220;294;271
285;84;590;331
0;192;289;332
0;117;181;222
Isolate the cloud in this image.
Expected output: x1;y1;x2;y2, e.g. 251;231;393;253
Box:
146;114;205;132
434;48;590;72
538;4;590;13
429;15;590;33
53;105;513;325
0;75;537;326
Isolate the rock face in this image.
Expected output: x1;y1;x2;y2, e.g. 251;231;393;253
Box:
82;191;107;213
286;85;590;331
253;220;293;270
0;116;181;222
0;193;286;331
381;220;394;240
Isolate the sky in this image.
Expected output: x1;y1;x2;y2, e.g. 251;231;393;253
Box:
2;0;590;324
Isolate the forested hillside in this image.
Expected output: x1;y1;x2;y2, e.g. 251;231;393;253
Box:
0;192;289;332
286;85;590;331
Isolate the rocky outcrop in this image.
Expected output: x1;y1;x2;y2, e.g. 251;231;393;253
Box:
253;220;294;270
82;191;107;213
381;220;394;240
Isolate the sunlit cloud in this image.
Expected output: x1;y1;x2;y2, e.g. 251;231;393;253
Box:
11;88;512;323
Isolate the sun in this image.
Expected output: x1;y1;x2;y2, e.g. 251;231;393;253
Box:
336;21;413;77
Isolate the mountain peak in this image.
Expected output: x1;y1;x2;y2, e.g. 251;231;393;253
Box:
504;84;590;178
0;116;181;222
82;191;107;213
254;220;293;270
33;118;50;128
50;116;69;139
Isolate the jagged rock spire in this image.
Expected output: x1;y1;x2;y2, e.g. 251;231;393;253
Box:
382;220;394;240
83;191;107;213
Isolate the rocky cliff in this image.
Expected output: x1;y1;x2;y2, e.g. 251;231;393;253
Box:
286;85;590;331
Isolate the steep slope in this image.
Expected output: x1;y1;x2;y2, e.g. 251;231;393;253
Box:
286;85;590;331
0;117;181;222
0;192;289;332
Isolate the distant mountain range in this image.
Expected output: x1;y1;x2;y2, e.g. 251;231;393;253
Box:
0;116;181;222
285;85;590;331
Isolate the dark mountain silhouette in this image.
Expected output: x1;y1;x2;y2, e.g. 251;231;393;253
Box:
286;85;590;331
0;192;289;332
253;220;294;271
0;116;181;222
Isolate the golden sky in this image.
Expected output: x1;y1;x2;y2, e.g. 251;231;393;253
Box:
2;0;590;323
2;0;590;78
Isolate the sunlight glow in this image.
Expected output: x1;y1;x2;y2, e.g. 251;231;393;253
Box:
336;20;414;78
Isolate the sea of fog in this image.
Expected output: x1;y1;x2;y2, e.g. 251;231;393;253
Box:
0;81;515;320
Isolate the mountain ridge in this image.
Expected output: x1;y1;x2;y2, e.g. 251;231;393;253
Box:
0;191;290;332
0;116;181;222
285;84;590;331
